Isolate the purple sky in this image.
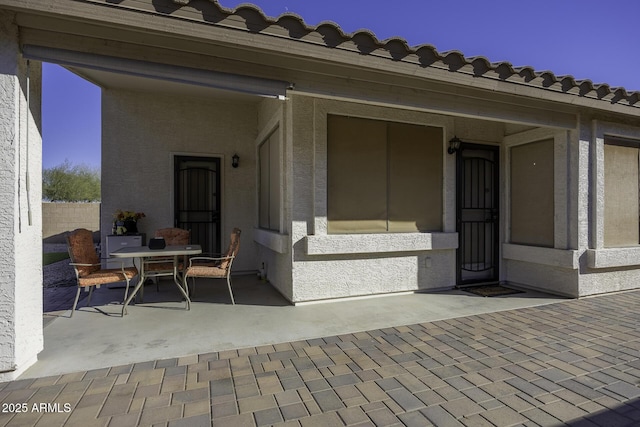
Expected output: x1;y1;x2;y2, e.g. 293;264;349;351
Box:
42;0;640;169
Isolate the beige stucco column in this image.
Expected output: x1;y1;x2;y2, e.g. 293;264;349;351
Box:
0;10;43;381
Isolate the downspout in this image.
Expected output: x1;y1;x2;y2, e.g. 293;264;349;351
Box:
17;63;21;232
25;60;32;227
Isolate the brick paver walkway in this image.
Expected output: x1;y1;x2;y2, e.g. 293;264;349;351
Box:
3;290;640;426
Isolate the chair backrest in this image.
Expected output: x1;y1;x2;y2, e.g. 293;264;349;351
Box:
219;228;241;270
155;228;190;245
66;228;100;277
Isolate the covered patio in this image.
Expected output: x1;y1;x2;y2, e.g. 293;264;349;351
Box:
25;276;567;379
2;0;640;381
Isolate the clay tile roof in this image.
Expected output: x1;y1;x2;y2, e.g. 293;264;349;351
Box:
170;0;639;108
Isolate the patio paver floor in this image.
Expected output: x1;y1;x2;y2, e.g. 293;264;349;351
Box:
2;288;640;426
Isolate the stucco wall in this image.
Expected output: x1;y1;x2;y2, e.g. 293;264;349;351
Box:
499;127;583;296
577;119;640;297
580;268;640;296
0;11;43;381
254;98;293;300
289;94;460;302
504;259;579;297
42;202;100;242
101;89;258;272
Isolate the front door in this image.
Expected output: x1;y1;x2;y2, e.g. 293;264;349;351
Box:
456;144;499;285
174;156;221;255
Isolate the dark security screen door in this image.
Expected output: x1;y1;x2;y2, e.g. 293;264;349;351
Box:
174;156;221;255
456;144;499;285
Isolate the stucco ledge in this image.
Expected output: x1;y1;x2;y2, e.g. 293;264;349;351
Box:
586;247;640;269
502;244;579;269
253;228;289;254
305;232;458;255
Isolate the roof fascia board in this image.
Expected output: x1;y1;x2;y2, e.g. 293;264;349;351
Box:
21;27;577;129
268;45;640;119
14;10;572;105
8;1;640;119
18;18;581;118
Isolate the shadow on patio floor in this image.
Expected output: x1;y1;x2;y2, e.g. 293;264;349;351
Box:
29;274;568;380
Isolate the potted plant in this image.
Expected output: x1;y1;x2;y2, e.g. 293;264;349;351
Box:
113;209;146;234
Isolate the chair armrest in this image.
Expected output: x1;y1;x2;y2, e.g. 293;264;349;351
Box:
69;262;101;267
70;261;134;272
188;255;234;267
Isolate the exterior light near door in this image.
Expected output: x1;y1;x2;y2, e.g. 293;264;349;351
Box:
448;136;462;154
232;154;240;168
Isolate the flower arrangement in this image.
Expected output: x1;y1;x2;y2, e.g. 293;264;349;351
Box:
113;210;145;234
113;209;146;222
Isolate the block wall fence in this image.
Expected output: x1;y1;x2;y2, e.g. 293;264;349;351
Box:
42;202;100;242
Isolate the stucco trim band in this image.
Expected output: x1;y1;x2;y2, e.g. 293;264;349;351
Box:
305;232;457;255
586;248;640;269
503;244;579;269
254;228;288;254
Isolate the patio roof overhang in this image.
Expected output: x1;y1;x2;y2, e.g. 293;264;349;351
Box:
22;44;292;99
6;0;639;128
4;0;637;118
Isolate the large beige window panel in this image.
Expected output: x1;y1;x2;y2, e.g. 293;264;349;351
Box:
258;128;281;231
604;140;639;247
327;115;443;234
388;123;443;232
510;139;554;247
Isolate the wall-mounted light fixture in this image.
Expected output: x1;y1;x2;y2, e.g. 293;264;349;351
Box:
448;136;462;154
232;154;239;168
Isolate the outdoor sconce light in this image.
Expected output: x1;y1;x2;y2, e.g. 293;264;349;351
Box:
448;136;462;154
232;154;239;168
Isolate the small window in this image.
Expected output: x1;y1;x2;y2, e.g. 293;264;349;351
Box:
604;137;639;247
510;139;554;247
258;128;281;231
327;115;443;233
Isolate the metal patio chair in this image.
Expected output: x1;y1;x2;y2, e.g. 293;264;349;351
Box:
144;227;190;290
184;228;241;304
66;228;138;316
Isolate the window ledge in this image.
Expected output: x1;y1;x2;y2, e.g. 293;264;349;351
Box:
503;244;579;269
305;232;458;255
253;228;288;254
587;247;640;269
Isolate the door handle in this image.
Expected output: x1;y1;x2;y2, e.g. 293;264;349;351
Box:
485;211;498;223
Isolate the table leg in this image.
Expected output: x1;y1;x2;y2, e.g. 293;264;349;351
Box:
172;255;191;310
139;258;145;302
122;257;145;316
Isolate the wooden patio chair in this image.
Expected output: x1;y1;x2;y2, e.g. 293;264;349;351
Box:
144;227;190;290
66;228;138;316
184;228;241;304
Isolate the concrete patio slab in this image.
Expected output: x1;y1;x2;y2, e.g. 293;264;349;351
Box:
25;276;565;379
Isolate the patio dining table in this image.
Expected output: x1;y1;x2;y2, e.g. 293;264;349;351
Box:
110;244;202;315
